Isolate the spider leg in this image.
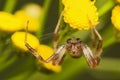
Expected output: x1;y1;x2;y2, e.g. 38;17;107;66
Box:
24;21;45;62
90;26;96;50
81;44;100;68
93;27;103;57
54;11;63;51
89;20;103;57
82;20;103;68
46;45;66;65
25;21;66;65
24;43;46;61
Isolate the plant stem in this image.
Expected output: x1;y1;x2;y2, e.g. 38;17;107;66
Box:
98;0;115;17
3;0;18;13
37;0;52;40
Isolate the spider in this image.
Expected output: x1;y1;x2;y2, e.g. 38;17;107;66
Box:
24;12;103;68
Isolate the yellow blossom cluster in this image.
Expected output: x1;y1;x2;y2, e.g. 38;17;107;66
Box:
0;12;23;32
111;5;120;31
0;3;42;32
62;0;99;30
117;0;120;3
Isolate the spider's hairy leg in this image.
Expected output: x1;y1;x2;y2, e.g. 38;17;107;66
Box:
89;20;103;57
82;20;103;68
81;44;100;68
24;21;66;64
24;42;45;61
90;26;96;49
54;11;63;51
87;27;102;68
93;27;103;57
46;45;66;65
24;21;45;62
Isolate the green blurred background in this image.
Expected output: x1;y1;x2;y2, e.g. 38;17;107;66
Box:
0;0;120;80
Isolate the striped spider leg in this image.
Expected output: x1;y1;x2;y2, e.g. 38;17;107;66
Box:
24;21;67;65
81;26;103;68
24;12;67;65
24;16;66;64
24;21;45;62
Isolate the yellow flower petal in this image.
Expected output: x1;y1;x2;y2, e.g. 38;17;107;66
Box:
111;5;120;31
23;3;42;19
11;32;39;51
37;45;61;72
43;62;61;73
0;12;23;32
14;10;39;32
62;0;99;30
117;0;120;3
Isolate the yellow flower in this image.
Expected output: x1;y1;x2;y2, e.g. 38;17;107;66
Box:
37;45;61;72
111;5;120;31
14;10;39;32
62;0;99;30
0;4;42;32
117;0;120;3
14;3;42;32
0;12;23;32
11;32;39;51
22;3;42;19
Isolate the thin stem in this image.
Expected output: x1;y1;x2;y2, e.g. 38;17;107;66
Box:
98;0;115;17
59;0;64;14
101;25;116;48
3;0;18;13
25;21;29;43
36;0;52;40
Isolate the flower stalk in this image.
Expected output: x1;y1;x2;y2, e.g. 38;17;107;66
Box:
3;0;18;13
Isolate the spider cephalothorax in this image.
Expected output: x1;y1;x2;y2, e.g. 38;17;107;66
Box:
66;38;83;58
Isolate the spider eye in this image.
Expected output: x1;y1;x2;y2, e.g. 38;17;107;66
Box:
76;38;82;43
67;38;72;43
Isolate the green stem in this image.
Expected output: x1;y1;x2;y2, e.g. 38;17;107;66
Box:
102;25;116;48
59;0;63;14
37;0;52;40
98;0;115;17
3;0;18;13
103;36;116;48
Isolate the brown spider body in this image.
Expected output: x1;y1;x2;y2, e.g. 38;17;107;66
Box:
66;38;83;58
25;12;103;68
